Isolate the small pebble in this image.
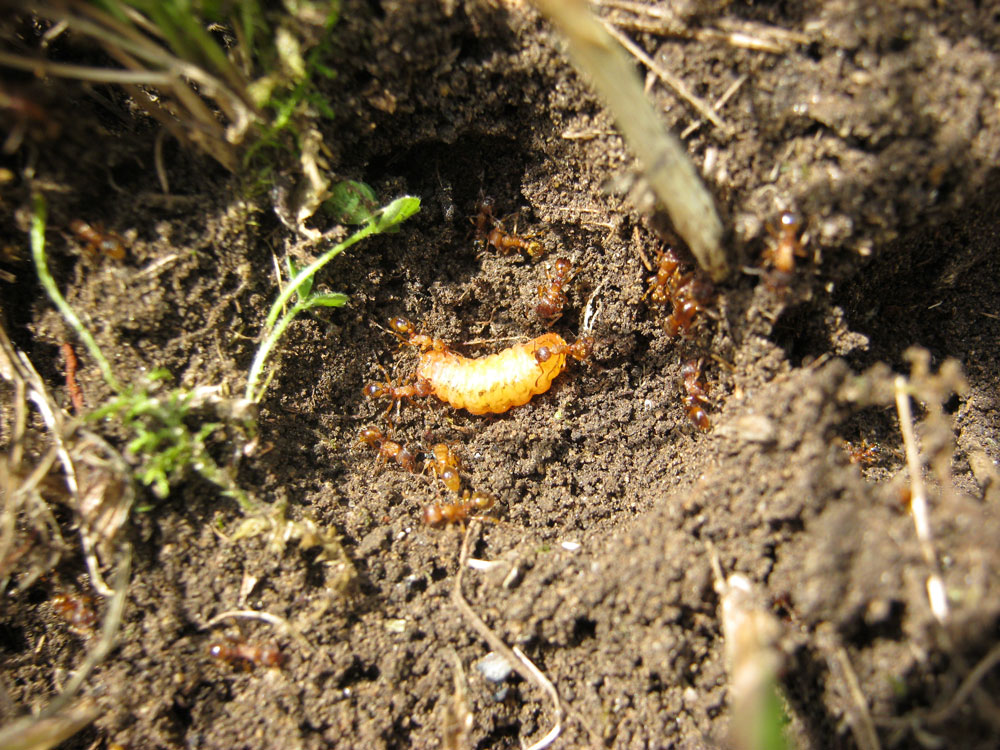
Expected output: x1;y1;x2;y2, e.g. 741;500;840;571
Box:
475;651;514;683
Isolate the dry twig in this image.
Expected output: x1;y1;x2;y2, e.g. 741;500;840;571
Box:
874;642;1000;738
680;74;747;139
441;648;473;750
593;0;810;53
599;19;726;132
816;624;882;750
894;375;949;625
530;0;728;281
709;544;787;750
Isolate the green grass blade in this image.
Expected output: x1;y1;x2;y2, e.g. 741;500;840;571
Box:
31;192;120;393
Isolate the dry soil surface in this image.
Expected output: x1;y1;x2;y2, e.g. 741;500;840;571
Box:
2;1;1000;749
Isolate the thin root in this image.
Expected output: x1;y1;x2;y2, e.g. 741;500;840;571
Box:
874;642;1000;734
817;624;882;750
894;375;949;626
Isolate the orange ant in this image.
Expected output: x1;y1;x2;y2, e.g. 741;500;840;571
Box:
646;247;681;306
209;638;285;669
533;335;593;365
363;354;434;420
473;196;544;258
425;443;462;494
844;438;881;466
487;226;543;258
51;592;98;634
358;426;418;472
387;316;448;352
763;211;807;277
423;490;495;527
535;257;574;322
363;377;433;407
70;219;126;261
646;247;711;338
681;359;712;431
472;196;495;238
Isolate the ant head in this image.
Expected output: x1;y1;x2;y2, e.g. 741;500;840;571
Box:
358;426;384;445
680;360;701;380
525;240;545;259
440;467;461;493
779;211;801;232
423;504;445;527
535;346;552;363
363;383;385;400
553;257;573;275
396;444;417;472
389;317;415;338
569;337;593;361
468;491;495;511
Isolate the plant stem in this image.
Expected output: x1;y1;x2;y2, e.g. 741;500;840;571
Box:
246;196;420;403
31;192;121;393
246;299;308;403
265;226;374;330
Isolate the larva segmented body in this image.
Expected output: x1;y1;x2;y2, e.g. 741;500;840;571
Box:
365;319;591;416
416;333;567;415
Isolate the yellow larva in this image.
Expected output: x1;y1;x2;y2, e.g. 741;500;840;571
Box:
416;333;567;415
364;319;591;416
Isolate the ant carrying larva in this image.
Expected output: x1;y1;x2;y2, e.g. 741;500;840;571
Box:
364;317;593;416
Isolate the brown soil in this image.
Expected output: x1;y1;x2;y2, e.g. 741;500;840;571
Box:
3;1;1000;748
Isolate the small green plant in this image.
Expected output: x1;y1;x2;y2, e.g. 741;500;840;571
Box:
245;194;420;402
323;179;379;225
30;192;120;392
32;192;256;510
88;372;256;511
34;190;420;502
2;2;341;174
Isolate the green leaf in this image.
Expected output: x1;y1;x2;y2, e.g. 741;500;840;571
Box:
286;257;313;299
312;61;338;79
324;180;378;225
308;293;349;308
306;92;336;119
371;195;421;232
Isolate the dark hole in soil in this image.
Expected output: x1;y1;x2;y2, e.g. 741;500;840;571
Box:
478;722;520;748
337;656;380;688
769;302;830;368
569;615;597;645
841;599;907;646
0;622;26;652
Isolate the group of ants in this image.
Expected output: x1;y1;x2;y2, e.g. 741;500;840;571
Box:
64;198;807;533
355;197;809;529
62;200;806;534
50;201;808;672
